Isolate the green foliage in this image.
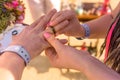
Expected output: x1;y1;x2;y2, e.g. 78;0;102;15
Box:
0;0;25;33
0;0;13;33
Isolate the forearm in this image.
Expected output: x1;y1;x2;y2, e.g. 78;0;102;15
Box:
75;51;120;80
0;52;25;80
84;14;113;38
82;2;120;38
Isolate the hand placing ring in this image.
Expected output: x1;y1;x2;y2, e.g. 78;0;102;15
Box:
50;26;56;34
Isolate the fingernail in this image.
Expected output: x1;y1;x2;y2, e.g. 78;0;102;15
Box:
44;32;51;38
47;22;53;27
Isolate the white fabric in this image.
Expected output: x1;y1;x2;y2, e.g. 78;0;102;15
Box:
1;45;31;65
0;24;25;51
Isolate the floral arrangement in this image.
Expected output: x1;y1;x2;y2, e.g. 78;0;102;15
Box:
0;0;25;33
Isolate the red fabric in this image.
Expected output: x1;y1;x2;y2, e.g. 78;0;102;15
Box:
104;19;118;61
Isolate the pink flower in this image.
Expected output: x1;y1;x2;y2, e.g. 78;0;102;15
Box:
4;3;14;10
16;5;24;12
12;0;19;8
16;20;23;23
16;14;25;23
18;15;24;20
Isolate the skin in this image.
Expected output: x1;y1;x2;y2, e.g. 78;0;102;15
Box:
43;2;120;80
0;2;119;80
44;32;120;80
0;9;57;80
48;2;120;38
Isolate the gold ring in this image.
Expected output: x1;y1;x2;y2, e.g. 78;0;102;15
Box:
50;26;56;34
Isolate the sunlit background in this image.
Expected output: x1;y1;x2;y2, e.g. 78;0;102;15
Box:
19;0;120;80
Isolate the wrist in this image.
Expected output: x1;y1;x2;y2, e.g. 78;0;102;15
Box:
0;52;25;67
76;23;90;40
79;24;85;37
0;52;25;80
1;45;31;66
10;42;33;57
10;42;44;59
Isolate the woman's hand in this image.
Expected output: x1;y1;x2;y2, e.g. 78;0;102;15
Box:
49;10;84;37
44;32;89;69
0;9;58;80
10;9;57;59
44;32;120;80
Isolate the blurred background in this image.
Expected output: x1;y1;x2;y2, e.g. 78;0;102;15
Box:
21;0;120;80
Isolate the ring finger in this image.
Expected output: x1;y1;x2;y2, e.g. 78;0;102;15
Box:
51;20;69;34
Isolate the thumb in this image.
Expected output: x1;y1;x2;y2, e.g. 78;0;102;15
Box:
43;32;64;51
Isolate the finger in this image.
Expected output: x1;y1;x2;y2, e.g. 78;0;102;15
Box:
50;14;66;26
50;10;75;26
53;20;69;33
34;9;57;31
29;15;45;29
46;20;69;35
44;29;68;44
45;27;54;34
45;47;55;57
50;11;63;22
45;48;57;62
43;32;64;51
59;39;68;44
55;24;70;36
